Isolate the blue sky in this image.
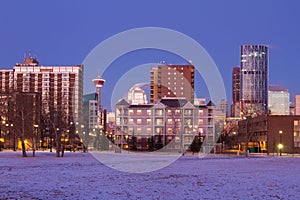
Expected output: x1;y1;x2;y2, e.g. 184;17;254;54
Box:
0;1;299;110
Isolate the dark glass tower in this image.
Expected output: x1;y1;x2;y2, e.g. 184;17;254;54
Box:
240;45;268;117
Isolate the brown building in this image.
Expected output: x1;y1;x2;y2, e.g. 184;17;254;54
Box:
238;115;300;154
150;65;194;104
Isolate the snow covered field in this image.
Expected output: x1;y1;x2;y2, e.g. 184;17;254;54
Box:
1;151;300;200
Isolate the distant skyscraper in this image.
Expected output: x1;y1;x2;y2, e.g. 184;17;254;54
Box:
268;86;290;115
240;45;268;116
294;95;300;115
231;67;240;117
128;85;148;105
83;93;98;129
217;99;228;117
150;65;194;104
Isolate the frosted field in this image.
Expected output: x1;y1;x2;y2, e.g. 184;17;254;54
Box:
1;151;300;200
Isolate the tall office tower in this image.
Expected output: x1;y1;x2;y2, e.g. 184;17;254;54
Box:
294;95;300;115
231;67;240;117
0;56;84;125
268;86;290;115
240;45;268;117
150;65;194;104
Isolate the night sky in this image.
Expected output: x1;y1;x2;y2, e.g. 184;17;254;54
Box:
0;0;299;110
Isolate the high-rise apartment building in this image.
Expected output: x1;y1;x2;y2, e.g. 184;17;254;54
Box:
240;45;268;117
268;86;290;115
0;56;83;125
150;65;194;104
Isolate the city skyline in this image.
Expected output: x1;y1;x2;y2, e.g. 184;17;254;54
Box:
0;1;299;110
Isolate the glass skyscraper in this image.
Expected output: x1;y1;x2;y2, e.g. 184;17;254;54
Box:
240;45;268;117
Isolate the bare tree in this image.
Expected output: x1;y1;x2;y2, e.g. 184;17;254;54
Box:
9;92;41;157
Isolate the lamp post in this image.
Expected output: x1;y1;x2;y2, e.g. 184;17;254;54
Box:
278;130;283;156
0;121;2;152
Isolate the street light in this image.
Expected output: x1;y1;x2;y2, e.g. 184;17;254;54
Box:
279;130;283;156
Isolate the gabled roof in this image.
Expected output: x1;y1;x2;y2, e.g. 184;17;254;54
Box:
115;99;130;106
160;98;188;108
207;101;215;107
183;101;195;109
152;101;166;108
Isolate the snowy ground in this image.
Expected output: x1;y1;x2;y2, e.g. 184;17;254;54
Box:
1;151;300;200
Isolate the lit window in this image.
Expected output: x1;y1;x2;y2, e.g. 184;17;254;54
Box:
175;110;181;115
129;119;134;124
168;128;172;133
137;110;142;115
156;118;163;125
137;128;142;133
155;109;163;116
147;119;151;125
294;120;299;126
147;110;151;115
198;119;204;125
147;128;152;134
156;127;162;134
185;118;192;125
129;109;134;115
199;128;203;134
167;119;172;125
137;119;142;124
198;110;203;115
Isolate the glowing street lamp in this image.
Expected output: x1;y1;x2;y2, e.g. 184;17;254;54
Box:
279;130;283;156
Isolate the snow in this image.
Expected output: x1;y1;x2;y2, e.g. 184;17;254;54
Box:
1;151;300;199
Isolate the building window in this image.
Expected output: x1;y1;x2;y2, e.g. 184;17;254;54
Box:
175;110;181;115
146;119;151;125
155;109;163;116
147;128;152;134
167;119;172;125
294;120;299;126
137;110;142;115
137;128;142;133
185;118;192;125
137;119;142;125
129;119;134;124
198;110;203;115
155;127;162;134
128;128;134;133
168;128;172;133
129;109;134;115
147;110;151;115
198;119;204;125
184;109;192;116
198;128;204;134
156;118;163;125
